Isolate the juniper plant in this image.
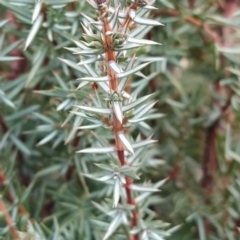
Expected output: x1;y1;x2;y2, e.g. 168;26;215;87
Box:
2;0;240;239
61;0;170;239
0;0;171;239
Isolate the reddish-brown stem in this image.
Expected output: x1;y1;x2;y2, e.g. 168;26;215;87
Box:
5;11;27;80
201;3;237;237
0;169;29;216
0;116;8;133
222;1;238;236
3;12;29;185
202;87;232;193
97;4;139;240
201;0;237;195
117;151;138;240
70;2;77;10
117;3;138;95
188;0;195;8
222;0;237;47
118;3;138;32
201;124;217;194
224;0;238;17
0;198;19;239
0;118;28;214
153;10;221;44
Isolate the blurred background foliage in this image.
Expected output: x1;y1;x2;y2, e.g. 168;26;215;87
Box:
1;0;240;239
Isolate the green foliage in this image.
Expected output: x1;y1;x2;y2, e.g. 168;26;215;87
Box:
1;0;240;239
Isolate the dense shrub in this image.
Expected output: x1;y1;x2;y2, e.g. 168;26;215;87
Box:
0;0;240;239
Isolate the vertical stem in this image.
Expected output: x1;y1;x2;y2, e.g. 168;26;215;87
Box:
97;3;139;240
198;2;237;238
201;124;217;194
188;0;195;8
6;11;27;80
0;199;19;239
201;2;237;235
201;0;237;196
222;0;237;47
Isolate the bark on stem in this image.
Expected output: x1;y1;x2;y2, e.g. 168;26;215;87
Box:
97;5;139;240
0;199;19;239
118;3;137;32
188;0;195;8
201;1;237;236
153;10;221;44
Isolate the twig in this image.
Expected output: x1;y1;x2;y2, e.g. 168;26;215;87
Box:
201;1;237;237
201;0;237;195
0;169;29;216
188;0;195;8
6;11;27;80
97;1;139;239
0;198;19;239
153;10;222;44
118;3;138;32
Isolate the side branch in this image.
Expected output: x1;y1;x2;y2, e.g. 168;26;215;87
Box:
153;10;221;44
0;198;19;239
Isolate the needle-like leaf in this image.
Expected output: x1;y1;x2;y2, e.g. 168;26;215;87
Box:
77;146;115;154
25;14;43;50
117;62;151;79
118;132;134;154
112;101;123;123
74;105;111;114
